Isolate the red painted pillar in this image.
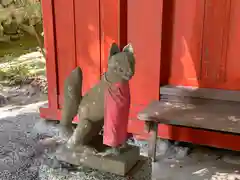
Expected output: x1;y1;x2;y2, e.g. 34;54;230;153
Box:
127;0;163;135
40;0;76;120
100;0;127;74
40;0;59;120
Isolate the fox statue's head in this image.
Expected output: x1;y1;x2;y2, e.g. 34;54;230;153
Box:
107;43;135;82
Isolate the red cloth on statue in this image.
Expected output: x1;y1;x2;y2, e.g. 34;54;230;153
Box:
103;81;130;147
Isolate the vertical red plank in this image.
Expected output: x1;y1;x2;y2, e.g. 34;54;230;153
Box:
100;0;118;74
118;0;128;50
159;0;175;85
168;0;205;87
127;0;163;133
100;0;127;74
201;0;231;84
53;0;76;107
41;0;58;110
74;0;101;94
226;0;240;89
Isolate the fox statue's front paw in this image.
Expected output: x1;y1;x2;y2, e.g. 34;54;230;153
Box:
66;135;78;149
56;125;74;142
97;147;121;157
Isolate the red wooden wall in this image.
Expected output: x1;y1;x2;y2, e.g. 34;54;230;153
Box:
127;0;163;134
40;0;127;120
159;0;240;151
161;0;240;91
40;0;240;151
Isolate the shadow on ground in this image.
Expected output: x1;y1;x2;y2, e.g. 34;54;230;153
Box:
0;111;46;180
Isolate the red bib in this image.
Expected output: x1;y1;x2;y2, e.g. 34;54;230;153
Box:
103;81;130;147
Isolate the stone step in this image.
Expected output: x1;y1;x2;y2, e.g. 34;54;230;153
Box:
55;144;141;176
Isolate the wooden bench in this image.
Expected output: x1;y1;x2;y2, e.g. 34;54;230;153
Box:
137;86;240;162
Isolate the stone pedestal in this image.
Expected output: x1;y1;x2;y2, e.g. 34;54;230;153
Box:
55;144;141;176
39;157;152;180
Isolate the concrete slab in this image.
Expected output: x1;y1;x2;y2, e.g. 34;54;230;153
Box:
38;157;152;180
55;144;141;176
152;147;240;180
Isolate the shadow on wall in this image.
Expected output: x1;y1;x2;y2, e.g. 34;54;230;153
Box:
159;0;240;142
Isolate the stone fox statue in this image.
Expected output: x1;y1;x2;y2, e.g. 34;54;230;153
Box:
58;43;135;154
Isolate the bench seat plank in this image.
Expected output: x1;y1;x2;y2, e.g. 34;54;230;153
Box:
138;98;240;134
160;85;240;102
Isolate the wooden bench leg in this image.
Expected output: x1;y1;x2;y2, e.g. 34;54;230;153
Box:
148;122;158;162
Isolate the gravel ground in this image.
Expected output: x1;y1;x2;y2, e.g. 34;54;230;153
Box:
0;102;152;180
0;100;46;180
0;85;239;180
0;85;153;180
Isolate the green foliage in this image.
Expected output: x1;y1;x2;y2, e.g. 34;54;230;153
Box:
0;52;46;85
16;0;42;25
0;0;45;86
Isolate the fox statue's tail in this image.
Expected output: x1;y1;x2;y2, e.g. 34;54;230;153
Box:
61;67;83;126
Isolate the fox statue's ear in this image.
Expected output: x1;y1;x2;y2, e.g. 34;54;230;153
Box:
109;42;120;58
123;43;134;54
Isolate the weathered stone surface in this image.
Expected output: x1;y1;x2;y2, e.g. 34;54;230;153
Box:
2;18;18;35
1;0;13;7
39;157;152;180
0;94;8;106
0;24;3;36
12;8;25;24
10;34;20;41
222;154;240;165
58;43;135;151
0;8;12;22
55;144;141;176
0;35;10;42
0;1;42;43
19;23;35;36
